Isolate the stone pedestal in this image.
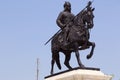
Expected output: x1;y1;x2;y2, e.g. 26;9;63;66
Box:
45;68;112;80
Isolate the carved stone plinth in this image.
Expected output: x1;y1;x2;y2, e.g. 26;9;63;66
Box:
45;68;112;80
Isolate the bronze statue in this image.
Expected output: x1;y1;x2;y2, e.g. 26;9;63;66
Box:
46;1;95;74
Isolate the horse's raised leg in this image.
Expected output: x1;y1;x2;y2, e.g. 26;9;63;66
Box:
87;42;95;59
64;51;72;69
51;50;61;74
75;50;85;68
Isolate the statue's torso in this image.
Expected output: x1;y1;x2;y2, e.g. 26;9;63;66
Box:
60;11;74;25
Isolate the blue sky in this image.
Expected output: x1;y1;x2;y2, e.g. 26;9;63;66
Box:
0;0;120;80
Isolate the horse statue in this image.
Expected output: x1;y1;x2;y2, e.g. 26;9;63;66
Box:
50;6;95;74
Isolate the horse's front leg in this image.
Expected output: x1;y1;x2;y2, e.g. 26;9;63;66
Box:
87;42;95;59
75;50;85;68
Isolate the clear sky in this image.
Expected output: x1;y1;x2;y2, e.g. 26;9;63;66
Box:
0;0;120;80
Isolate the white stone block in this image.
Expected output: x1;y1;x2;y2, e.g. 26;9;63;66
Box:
45;69;112;80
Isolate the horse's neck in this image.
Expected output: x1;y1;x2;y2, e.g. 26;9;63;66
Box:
73;11;84;26
71;12;87;33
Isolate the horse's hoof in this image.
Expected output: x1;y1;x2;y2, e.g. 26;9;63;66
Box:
81;65;85;68
69;67;73;70
79;64;85;69
87;54;91;59
50;72;53;75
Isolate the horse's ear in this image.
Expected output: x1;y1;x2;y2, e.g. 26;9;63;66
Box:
92;8;95;11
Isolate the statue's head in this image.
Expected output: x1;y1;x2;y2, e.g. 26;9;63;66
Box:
63;1;71;12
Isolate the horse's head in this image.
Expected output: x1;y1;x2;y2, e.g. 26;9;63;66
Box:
83;7;95;29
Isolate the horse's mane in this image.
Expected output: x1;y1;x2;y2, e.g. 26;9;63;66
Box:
73;9;86;26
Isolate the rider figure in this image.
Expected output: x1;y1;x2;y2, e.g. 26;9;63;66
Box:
56;1;93;48
56;1;75;46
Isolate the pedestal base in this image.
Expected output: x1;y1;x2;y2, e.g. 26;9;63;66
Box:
45;68;112;80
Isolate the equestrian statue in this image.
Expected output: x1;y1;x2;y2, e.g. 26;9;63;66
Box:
45;1;95;74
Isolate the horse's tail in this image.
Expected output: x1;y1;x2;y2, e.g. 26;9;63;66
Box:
52;50;61;70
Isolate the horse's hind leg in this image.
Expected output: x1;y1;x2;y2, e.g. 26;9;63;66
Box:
86;42;95;59
64;51;72;69
51;56;55;75
51;50;61;74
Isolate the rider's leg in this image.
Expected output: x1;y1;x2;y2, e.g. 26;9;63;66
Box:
63;27;69;46
63;31;67;46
